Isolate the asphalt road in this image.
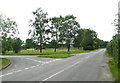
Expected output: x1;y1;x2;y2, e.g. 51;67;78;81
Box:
0;49;113;81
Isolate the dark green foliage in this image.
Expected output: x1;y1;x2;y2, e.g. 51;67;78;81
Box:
12;38;22;53
2;37;7;54
73;29;84;48
2;37;14;54
98;39;108;48
6;37;14;51
81;29;95;50
73;29;107;50
74;29;98;50
107;34;120;67
107;13;120;68
25;38;36;49
1;37;23;54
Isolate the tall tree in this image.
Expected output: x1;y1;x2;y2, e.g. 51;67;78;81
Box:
50;16;63;52
62;15;80;52
29;8;49;52
0;14;18;53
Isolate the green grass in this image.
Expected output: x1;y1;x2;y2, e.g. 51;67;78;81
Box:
106;52;120;83
105;51;112;57
4;48;90;58
4;48;90;55
37;48;90;58
38;54;74;58
108;59;120;83
0;58;10;69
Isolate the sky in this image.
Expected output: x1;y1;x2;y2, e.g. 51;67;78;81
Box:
0;0;119;41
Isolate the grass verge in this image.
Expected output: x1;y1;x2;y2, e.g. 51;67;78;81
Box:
38;54;74;58
3;48;91;58
0;58;10;69
105;51;112;57
4;48;90;56
37;48;90;58
106;52;120;83
108;59;120;83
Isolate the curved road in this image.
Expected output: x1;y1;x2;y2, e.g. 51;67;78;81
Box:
0;49;113;81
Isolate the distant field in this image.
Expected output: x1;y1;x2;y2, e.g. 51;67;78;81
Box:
0;58;10;69
4;48;90;58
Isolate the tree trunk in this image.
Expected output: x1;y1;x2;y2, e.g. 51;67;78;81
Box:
68;44;70;52
40;45;42;52
54;47;57;52
40;48;42;52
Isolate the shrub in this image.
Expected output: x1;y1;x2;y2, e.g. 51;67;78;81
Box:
107;34;120;67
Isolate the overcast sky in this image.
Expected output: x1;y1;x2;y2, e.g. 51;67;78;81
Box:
0;0;119;41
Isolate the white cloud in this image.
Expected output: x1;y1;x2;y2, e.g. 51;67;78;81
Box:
0;0;119;41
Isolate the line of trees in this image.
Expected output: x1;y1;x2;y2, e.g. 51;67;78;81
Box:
1;7;107;54
28;8;107;52
29;8;81;52
107;13;120;67
2;37;22;53
73;29;108;50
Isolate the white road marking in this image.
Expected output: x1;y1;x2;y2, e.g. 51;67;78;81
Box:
42;56;91;81
30;66;36;68
39;61;43;63
0;65;40;78
25;58;43;63
36;65;40;66
25;58;61;64
42;60;83;81
0;58;61;78
44;62;48;64
42;70;65;81
48;61;52;63
85;56;90;59
15;65;17;67
74;61;82;65
25;68;29;70
15;70;22;73
0;70;22;77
